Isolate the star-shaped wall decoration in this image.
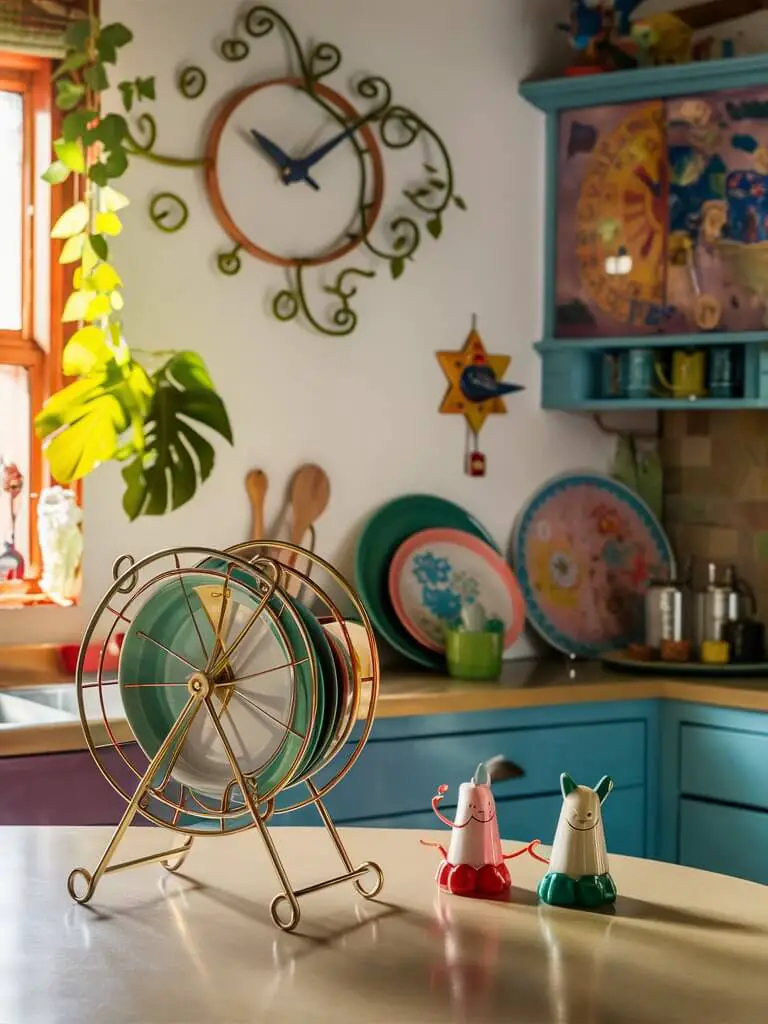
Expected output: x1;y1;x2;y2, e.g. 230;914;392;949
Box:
437;326;513;435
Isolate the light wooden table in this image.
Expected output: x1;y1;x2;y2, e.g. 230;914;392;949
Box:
1;826;766;1023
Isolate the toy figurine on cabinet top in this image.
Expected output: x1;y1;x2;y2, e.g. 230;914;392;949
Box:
560;0;768;74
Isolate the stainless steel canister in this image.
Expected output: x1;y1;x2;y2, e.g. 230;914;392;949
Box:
644;579;688;648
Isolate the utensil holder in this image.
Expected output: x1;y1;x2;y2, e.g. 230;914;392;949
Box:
445;629;503;681
67;542;382;932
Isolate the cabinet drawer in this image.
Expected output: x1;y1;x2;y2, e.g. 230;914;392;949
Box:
348;786;645;859
312;719;645;823
680;724;768;811
679;798;768;885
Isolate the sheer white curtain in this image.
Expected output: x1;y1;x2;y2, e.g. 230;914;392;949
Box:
0;364;30;564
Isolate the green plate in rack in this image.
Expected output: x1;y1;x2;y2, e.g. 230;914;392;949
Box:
355;494;499;669
119;572;317;802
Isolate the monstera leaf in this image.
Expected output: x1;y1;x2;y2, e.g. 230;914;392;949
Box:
121;351;233;520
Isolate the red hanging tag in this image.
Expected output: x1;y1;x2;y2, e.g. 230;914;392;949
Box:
465;429;486;477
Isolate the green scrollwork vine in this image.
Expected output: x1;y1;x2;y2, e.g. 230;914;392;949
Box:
178;66;207;99
273;266;376;337
150;193;189;233
140;4;466;336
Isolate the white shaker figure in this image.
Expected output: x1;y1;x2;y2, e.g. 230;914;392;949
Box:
537;772;617;907
422;763;545;899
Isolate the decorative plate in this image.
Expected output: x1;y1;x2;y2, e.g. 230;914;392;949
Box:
511;472;675;657
388;528;525;652
355;494;498;669
119;572;316;799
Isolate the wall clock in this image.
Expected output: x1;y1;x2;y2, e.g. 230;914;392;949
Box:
125;5;466;336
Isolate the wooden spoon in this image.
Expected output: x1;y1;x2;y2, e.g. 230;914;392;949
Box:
288;464;330;552
245;469;268;542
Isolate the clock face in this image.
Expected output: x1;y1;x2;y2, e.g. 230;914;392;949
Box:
575;103;666;328
205;78;384;267
556;101;669;337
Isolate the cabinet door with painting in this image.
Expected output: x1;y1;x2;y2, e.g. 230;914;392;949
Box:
554;91;768;340
555;100;669;338
666;88;768;334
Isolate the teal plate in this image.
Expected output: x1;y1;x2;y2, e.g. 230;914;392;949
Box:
195;557;330;780
288;596;338;783
602;652;768;677
355;494;499;669
119;572;315;802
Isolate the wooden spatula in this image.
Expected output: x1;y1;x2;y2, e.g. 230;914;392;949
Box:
245;469;268;541
289;464;330;549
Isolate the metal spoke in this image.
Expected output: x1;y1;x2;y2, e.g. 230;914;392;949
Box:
205;566;234;675
121;682;190;689
210;577;278;677
107;605;132;625
136;631;202;673
151;698;203;791
82;679;120;689
174;552;209;664
215;658;308;688
230;688;305;741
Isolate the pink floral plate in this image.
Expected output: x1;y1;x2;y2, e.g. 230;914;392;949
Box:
388;528;526;653
511;471;675;657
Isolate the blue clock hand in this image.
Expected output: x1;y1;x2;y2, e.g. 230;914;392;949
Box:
249;130;320;190
285;117;369;184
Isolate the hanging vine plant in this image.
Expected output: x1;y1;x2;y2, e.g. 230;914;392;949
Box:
36;11;233;520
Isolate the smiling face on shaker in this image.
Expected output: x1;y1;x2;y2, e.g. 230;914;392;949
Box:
455;784;496;828
563;787;601;832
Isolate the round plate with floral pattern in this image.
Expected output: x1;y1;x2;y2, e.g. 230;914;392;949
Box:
388;528;525;652
511;471;674;657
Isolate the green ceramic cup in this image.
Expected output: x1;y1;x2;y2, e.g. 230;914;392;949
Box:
445;630;504;681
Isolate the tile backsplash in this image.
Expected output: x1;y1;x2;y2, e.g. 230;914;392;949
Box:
662;410;768;609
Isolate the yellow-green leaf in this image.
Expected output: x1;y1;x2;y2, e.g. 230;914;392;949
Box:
62;289;97;322
109;323;131;366
85;295;112;320
51;201;90;239
100;186;130;212
62;326;114;376
43;394;127;482
89;263;123;292
81;236;101;277
95;211;122;236
42;160;71;185
73;267;83;290
59;233;86;265
53;137;85;174
111;291;125;311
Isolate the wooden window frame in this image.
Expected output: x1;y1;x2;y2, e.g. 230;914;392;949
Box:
0;50;78;589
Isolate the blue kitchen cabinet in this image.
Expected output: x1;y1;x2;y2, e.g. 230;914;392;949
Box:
278;699;657;861
659;701;768;884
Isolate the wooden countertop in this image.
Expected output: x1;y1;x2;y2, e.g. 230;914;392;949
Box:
1;825;765;1023
377;658;768;717
1;648;766;756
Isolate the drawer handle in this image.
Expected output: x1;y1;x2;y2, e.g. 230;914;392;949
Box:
484;755;524;782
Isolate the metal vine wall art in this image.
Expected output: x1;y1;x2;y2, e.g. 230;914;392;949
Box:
123;5;466;336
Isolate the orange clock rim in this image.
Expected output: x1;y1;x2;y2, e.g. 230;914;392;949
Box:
205;77;386;269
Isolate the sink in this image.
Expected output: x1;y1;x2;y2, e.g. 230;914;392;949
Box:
12;684;80;716
4;682;125;723
0;693;73;727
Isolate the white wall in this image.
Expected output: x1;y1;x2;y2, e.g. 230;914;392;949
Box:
4;0;618;652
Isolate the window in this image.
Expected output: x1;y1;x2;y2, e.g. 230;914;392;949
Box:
0;51;74;604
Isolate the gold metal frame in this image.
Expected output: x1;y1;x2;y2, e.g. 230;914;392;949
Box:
68;545;383;932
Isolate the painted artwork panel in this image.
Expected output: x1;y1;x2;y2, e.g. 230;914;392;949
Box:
555;101;669;338
666;88;768;333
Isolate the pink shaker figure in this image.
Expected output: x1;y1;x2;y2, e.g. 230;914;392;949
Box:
421;763;546;898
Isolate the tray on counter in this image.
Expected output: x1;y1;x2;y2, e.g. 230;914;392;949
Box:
602;651;768;678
